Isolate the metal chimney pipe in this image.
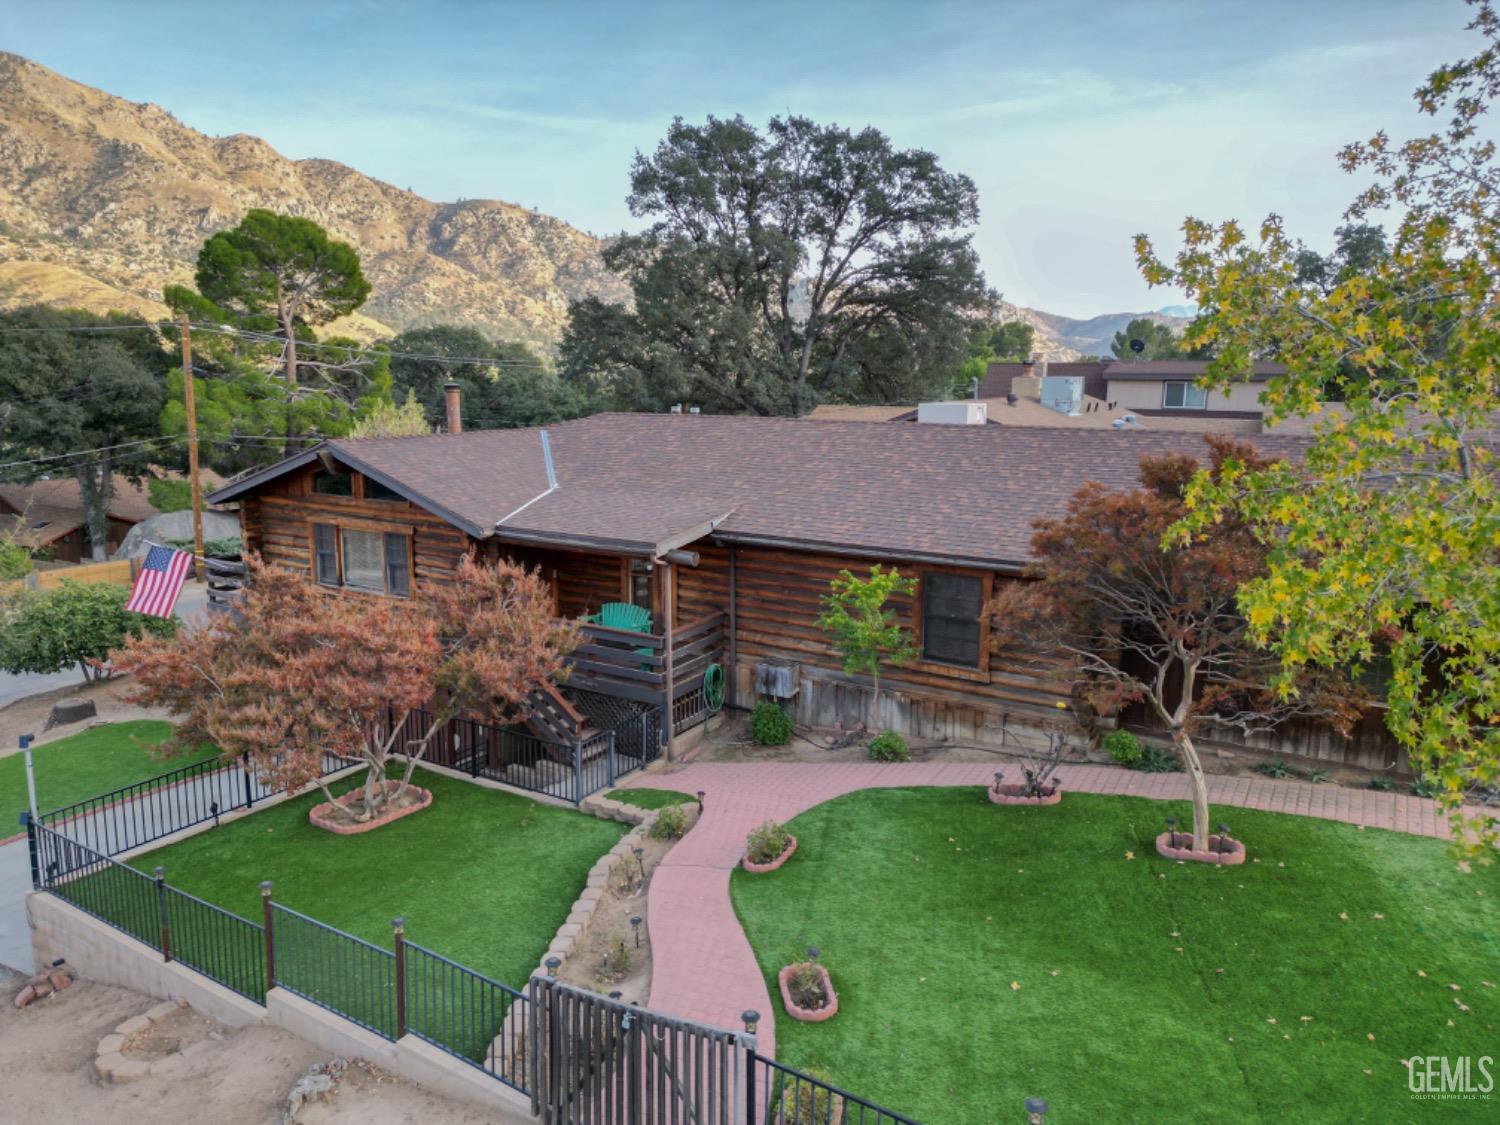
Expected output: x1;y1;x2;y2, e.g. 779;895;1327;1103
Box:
443;382;462;434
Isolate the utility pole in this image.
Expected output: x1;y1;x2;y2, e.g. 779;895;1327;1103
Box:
180;316;204;582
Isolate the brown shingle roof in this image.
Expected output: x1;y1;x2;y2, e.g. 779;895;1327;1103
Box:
212;413;1309;569
1103;360;1286;381
0;476;159;525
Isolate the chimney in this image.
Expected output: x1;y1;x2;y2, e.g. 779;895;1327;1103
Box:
443;382;462;434
1021;356;1036;378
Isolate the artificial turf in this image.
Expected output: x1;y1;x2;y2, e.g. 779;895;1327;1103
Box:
132;764;628;991
604;787;698;810
729;787;1500;1124
0;720;214;832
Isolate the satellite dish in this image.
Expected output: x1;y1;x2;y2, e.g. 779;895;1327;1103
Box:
1129;338;1146;354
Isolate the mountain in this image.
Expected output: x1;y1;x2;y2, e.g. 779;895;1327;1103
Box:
0;52;628;348
990;301;1192;361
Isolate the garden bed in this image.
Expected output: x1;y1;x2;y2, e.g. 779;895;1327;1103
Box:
742;834;797;873
987;782;1061;806
730;786;1500;1125
1155;830;1246;865
308;780;432;834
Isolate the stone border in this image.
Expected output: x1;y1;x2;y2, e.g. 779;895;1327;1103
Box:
1154;831;1246;865
94;997;187;1084
741;834;797;873
778;963;838;1023
309;783;433;835
537;792;664;976
988;782;1062;806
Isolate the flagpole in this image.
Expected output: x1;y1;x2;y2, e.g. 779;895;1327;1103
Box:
180;316;204;584
21;734;38;827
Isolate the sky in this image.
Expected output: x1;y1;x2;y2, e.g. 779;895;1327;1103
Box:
1;0;1481;318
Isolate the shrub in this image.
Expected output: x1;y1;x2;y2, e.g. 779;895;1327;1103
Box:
867;729;909;762
1368;775;1397;792
780;1066;842;1124
750;701;793;746
1101;729;1142;767
1135;745;1185;773
1256;758;1298;779
1304;768;1331;784
147;477;194;512
745;820;792;865
786;961;830;1010
167;536;243;558
0;580;177;682
1410;775;1439;799
650;804;688;840
0;530;32;580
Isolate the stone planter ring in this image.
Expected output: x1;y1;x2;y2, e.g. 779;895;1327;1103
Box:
988;782;1062;806
742;834;797;873
1155;831;1246;865
778;963;838;1022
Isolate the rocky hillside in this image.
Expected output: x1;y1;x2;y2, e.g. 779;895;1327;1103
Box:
992;300;1192;361
0;52;628;348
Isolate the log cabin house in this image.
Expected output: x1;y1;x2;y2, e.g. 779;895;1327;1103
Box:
207;394;1404;792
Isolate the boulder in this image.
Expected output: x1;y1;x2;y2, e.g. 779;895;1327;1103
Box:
45;697;96;730
113;509;240;560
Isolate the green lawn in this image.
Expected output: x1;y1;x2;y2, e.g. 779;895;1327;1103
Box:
0;720;214;832
133;764;628;993
605;787;697;810
730;788;1500;1124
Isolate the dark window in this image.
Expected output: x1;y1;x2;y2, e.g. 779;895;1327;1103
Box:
1162;381;1208;409
365;477;404;503
922;572;984;668
628;559;653;612
313;471;353;496
313;523;338;586
383;532;410;597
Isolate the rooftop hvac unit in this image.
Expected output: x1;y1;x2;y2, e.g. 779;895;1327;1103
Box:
916;401;988;425
1039;375;1084;415
755;660;800;700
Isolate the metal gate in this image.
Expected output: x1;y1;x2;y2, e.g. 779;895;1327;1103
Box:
528;976;753;1125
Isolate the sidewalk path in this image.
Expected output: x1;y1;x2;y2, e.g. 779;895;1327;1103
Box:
622;760;1451;1060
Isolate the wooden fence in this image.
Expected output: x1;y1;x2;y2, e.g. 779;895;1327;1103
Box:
2;558;137;594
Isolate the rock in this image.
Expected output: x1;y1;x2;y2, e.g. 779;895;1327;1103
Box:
109;1058;152;1084
115;1014;151;1037
144;999;181;1021
12;985;36;1009
45;697;97;730
97;1033;125;1055
48;969;72;992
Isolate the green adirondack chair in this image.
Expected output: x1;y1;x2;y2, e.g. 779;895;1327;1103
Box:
591;601;652;633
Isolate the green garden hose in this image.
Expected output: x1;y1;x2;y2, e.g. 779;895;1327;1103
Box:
703;663;725;713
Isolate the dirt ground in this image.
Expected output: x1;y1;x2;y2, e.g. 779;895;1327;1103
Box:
558;803;700;1006
0;676;172;758
685;710;1411;790
0;970;529;1124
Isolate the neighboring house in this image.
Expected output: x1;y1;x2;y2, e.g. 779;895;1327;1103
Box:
806;358;1288;434
207;404;1401;771
0;476;159;563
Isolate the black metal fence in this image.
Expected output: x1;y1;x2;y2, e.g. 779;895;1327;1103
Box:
37;748;360;859
398;696;660;805
28;787;921;1125
268;901;398;1038
748;1052;922;1125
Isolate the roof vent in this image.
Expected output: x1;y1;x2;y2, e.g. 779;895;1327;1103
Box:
688;405;701;415
670;403;683;414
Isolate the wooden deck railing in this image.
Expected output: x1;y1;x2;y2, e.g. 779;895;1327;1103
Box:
565;612;725;711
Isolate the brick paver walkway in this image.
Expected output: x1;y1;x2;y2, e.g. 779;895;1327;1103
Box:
620;760;1449;1059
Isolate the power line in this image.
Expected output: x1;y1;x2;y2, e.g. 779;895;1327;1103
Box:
0;437;184;473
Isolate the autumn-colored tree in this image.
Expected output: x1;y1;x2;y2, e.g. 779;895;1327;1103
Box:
114;554;578;823
1135;1;1500;856
989;439;1364;850
816;565;918;732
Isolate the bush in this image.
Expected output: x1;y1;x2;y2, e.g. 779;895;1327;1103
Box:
0;580;177;682
867;729;909;762
1101;729;1142;767
1367;775;1397;792
1256;758;1298;779
0;532;32;580
166;536;242;558
745;820;792;865
1135;745;1184;773
780;1066;842;1124
148;477;194;512
650;804;688;840
1410;775;1439;799
750;701;793;746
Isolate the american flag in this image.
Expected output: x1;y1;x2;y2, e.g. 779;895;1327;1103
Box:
125;543;194;618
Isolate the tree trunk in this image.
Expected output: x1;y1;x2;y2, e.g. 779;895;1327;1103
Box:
1173;728;1212;850
75;453;112;562
361;759;382;820
869;665;881;734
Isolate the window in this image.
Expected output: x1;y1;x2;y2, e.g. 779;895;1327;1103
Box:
313;471;354;496
1162;381;1209;409
921;572;984;668
628;559;653;611
313;523;338;586
365;477;404;503
310;522;410;597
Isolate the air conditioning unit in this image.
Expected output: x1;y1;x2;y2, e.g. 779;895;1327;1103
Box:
755;660;800;700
